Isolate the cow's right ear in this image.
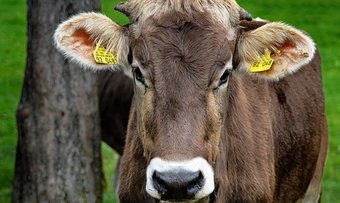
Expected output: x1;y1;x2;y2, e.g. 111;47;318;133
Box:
54;12;129;71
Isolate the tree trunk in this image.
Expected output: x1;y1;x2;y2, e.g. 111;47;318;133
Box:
13;1;102;202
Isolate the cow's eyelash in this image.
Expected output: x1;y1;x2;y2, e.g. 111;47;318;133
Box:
218;69;231;86
132;65;146;85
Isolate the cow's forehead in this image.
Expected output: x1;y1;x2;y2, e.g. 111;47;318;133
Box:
131;11;234;93
128;0;240;42
132;11;235;62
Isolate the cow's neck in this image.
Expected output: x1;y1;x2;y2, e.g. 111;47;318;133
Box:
214;75;275;202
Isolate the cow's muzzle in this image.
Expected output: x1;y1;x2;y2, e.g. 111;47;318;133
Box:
146;157;215;201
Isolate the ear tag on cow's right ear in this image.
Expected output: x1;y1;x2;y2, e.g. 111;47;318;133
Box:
93;44;118;65
249;49;274;72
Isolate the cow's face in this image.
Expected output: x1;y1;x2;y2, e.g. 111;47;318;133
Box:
54;1;315;202
130;11;234;201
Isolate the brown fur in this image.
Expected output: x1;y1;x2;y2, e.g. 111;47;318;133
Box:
109;11;327;203
131;11;233;162
98;71;133;154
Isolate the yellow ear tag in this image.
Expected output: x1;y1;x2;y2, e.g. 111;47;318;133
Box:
92;44;118;65
249;50;274;72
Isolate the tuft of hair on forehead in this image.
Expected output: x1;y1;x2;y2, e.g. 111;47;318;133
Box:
123;0;241;25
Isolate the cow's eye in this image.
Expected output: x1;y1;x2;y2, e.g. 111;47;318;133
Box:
218;69;230;86
132;66;145;85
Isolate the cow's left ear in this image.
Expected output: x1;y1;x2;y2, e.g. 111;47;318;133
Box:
235;22;315;80
54;12;129;72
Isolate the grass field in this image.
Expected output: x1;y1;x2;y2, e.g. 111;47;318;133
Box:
0;0;339;202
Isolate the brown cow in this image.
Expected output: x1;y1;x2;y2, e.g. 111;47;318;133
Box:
54;0;328;202
98;71;132;155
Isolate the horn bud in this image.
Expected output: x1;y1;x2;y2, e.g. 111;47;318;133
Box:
114;2;130;16
239;8;252;21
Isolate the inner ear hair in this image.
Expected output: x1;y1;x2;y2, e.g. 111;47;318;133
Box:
239;20;267;32
233;20;267;69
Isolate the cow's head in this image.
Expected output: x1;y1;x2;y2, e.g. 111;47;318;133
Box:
54;0;315;202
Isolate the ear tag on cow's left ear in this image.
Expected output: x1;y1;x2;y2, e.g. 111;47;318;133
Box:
93;44;118;64
249;49;274;72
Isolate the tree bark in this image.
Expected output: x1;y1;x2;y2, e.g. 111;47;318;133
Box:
13;1;102;202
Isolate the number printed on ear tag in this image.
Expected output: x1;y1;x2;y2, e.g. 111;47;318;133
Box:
93;44;118;65
249;49;274;72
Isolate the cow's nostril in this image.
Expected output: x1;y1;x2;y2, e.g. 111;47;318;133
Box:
152;171;168;196
187;171;203;196
152;170;204;200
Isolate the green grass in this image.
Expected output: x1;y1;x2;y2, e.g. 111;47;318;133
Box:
102;143;119;203
0;0;339;202
0;0;26;202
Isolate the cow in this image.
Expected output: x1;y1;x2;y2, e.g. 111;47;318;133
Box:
54;0;328;202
